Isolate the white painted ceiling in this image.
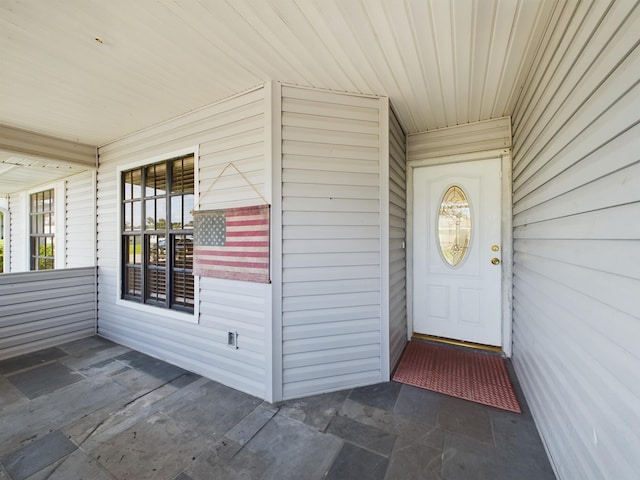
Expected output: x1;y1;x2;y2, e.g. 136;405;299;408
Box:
0;0;558;147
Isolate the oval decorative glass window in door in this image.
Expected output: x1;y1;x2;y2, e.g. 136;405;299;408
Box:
437;185;472;266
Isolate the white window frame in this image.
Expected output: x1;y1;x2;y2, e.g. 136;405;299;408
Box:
115;146;200;324
24;181;66;271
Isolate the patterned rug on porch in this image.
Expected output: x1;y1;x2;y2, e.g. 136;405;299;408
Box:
392;341;521;413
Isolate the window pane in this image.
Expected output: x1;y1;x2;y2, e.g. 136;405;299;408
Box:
148;235;166;267
124;171;132;199
146;268;166;302
132;201;141;230
184;194;194;228
173;234;193;269
146;163;167;196
131;168;142;199
46;189;54;210
126;236;141;265
171;156;195;194
171;196;182;229
156;198;166;230
124;203;132;231
125;267;141;297
438;186;472;267
145;199;155;229
172;272;194;308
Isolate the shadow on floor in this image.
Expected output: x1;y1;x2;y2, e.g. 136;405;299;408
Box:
0;336;555;480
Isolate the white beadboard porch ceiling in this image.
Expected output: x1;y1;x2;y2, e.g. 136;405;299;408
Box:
0;0;559;146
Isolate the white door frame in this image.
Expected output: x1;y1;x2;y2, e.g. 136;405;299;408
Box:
406;148;514;357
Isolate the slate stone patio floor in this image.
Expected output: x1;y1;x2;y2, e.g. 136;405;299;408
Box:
0;336;555;479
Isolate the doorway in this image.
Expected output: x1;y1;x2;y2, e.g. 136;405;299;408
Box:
412;158;504;347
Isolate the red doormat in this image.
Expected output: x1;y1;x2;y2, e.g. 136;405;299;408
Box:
392;341;521;413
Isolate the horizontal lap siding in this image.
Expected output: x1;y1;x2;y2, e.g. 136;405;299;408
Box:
407;116;511;160
388;109;407;370
511;2;640;479
281;86;382;399
96;87;269;398
8;193;24;272
65;171;96;268
0;267;97;360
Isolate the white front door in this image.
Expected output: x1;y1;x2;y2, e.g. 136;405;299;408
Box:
413;158;502;346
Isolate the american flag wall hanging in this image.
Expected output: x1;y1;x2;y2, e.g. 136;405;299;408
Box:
193;205;270;283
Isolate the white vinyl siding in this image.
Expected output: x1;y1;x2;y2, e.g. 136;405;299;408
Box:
8;193;26;272
511;2;640;479
407;116;511;161
388;108;407;370
65;171;96;268
96;86;270;398
281;85;384;399
0;267;97;360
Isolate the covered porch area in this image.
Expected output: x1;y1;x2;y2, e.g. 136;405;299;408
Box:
1;1;638;478
0;335;553;480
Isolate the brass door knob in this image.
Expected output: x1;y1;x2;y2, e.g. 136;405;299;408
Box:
491;257;500;265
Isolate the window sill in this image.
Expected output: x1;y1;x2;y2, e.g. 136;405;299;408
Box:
116;298;198;324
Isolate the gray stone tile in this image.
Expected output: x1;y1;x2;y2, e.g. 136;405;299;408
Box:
441;432;504;480
208;438;245;462
0;376;130;453
325;442;389;480
326;414;396;456
437;396;494;444
111;366;171;393
173;473;194;480
385;442;443;480
58;336;117;356
1;430;76;480
340;399;443;449
115;350;189;382
0;464;10;480
391;427;445;458
6;362;83;399
62;345;132;372
89;412;207;480
169;371;200;389
225;403;278;446
162;380;262;440
78;357;132;377
245;413;342;480
0;375;28;411
491;414;556;479
54;375;131;420
186;442;270;480
0;347;66;375
73;377;208;452
393;384;441;426
349;382;402;412
23;449;114;480
277;389;348;431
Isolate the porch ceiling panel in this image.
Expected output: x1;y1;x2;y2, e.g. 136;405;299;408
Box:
0;152;88;194
0;0;558;146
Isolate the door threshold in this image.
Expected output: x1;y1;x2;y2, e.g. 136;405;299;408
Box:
411;334;503;355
